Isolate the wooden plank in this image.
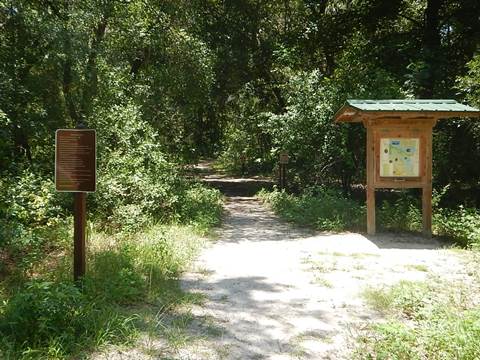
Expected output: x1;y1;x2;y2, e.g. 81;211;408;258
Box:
422;186;432;237
368;119;437;128
366;125;376;235
358;111;479;121
374;181;425;189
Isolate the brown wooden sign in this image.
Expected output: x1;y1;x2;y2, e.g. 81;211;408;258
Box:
279;151;289;164
55;129;96;192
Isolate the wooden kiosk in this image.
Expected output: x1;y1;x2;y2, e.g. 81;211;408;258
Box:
334;100;480;236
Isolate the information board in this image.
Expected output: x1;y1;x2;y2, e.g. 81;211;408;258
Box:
55;129;96;192
380;138;419;177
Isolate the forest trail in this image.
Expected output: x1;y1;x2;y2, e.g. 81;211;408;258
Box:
177;176;469;359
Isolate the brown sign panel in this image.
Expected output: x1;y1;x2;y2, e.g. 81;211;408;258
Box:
279;152;289;164
55;129;96;192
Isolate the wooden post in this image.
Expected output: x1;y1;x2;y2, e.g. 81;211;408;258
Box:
366;125;376;235
278;164;284;189
422;129;433;236
74;192;86;282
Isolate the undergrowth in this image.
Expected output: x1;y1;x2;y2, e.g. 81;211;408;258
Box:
259;187;480;247
0;224;215;359
358;277;480;360
258;186;365;232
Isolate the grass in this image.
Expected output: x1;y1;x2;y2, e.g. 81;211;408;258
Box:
260;188;480;248
0;223;213;359
288;331;334;358
258;187;365;232
404;263;429;272
313;275;334;288
358;276;480;359
303;257;339;273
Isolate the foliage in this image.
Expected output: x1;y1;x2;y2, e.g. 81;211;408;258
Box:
358;279;480;360
0;224;206;359
0;280;137;358
218;82;275;175
434;207;480;248
179;184;224;232
377;192;422;232
261;188;480;247
259;187;365;232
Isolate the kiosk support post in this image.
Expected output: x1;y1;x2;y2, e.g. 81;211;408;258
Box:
366;125;376;235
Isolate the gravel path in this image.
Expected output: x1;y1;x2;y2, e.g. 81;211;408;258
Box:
179;196;468;360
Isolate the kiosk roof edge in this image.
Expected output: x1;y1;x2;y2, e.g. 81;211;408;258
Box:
334;99;480;123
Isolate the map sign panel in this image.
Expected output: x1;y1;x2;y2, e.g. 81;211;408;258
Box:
55;129;96;192
380;138;419;177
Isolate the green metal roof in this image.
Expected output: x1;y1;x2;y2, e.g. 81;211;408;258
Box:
346;99;479;112
334;99;480;122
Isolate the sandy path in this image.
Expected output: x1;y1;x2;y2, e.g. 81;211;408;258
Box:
179;196;468;360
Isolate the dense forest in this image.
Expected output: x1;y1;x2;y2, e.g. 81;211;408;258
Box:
1;0;480;358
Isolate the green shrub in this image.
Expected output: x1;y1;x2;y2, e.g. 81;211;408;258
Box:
434;206;480;248
259;187;365;232
358;280;480;360
179;185;223;231
85;247;146;304
261;187;480;248
377;192;422;232
0;280;137;358
0;224;205;358
0;169;65;228
88;102;223;233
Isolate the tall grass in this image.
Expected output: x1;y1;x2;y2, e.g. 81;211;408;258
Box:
260;187;480;247
0;224;208;359
358;278;480;360
258;187;365;232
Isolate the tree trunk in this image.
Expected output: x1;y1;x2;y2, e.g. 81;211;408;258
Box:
419;0;444;98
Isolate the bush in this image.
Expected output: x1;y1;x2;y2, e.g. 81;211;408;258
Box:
358;280;480;360
0;280;137;358
0;224;205;358
259;187;365;232
377;192;422;232
434;206;480;248
261;187;480;248
178;184;223;231
89;102;223;233
0;168;65;228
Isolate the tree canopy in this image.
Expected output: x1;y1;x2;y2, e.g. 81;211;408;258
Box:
1;0;480;194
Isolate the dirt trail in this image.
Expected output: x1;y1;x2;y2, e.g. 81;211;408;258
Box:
93;164;471;360
179;195;467;360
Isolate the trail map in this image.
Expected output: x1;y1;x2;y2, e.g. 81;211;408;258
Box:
380;138;419;177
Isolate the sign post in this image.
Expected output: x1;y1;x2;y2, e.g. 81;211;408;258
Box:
279;151;289;190
74;192;86;281
55;129;96;282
